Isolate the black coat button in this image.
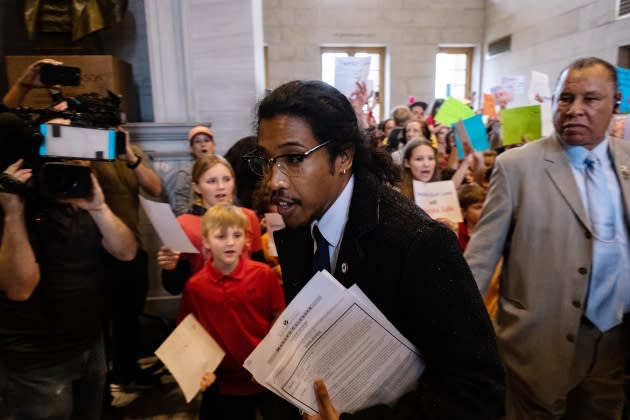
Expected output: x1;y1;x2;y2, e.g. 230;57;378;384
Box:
578;267;588;275
566;334;575;343
585;231;592;239
572;300;581;308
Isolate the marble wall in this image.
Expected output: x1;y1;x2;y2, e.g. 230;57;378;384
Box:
262;0;486;112
481;0;630;96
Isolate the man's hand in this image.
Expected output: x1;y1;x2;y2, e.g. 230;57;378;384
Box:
18;58;63;88
3;159;32;183
61;173;106;212
157;245;181;270
116;128;138;164
0;160;32;213
304;379;340;420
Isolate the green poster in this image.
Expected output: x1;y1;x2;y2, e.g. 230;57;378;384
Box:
500;105;542;146
434;97;475;126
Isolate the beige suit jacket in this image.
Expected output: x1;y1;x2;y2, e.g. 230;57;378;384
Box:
465;134;630;407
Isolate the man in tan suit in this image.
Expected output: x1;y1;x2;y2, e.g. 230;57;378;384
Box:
465;57;630;419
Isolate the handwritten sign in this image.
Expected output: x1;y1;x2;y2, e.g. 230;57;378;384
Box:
617;67;630;114
500;105;542;146
434;96;475;126
412;180;463;223
501;75;527;96
334;56;371;97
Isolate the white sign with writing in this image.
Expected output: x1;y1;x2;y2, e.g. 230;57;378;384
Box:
334;56;371;97
412;180;463;223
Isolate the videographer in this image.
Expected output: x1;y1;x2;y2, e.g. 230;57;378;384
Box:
7;58;165;392
0;152;137;419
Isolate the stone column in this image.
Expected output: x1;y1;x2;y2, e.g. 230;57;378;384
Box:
133;0;264;309
142;0;265;153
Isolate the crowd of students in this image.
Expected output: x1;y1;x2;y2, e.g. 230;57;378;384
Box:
1;56;629;420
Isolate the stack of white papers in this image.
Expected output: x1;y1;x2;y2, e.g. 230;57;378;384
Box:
244;271;425;415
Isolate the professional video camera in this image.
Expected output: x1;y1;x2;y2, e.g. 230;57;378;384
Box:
0;90;126;199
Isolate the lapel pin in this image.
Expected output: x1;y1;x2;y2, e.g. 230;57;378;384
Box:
341;262;348;274
620;165;630;180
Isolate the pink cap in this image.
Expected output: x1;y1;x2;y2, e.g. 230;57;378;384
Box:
188;125;214;145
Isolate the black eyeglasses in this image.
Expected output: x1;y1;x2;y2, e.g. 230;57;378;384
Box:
244;141;331;177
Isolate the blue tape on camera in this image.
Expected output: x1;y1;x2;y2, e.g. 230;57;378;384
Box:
108;130;116;159
39;124;48;156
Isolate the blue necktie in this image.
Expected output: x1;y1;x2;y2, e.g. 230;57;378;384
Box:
584;155;614;241
583;153;618;331
312;225;330;274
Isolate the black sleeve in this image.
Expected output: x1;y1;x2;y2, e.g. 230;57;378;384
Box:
343;224;505;420
161;259;192;295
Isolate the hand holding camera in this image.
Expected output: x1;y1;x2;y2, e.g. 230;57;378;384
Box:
16;59;64;89
58;172;105;212
0;159;32;213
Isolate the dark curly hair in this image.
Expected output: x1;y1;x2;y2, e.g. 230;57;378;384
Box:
256;80;399;186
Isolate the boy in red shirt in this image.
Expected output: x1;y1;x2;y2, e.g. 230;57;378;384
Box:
177;203;285;420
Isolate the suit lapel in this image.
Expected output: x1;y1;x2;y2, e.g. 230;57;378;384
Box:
334;173;380;287
609;137;630;227
543;136;591;231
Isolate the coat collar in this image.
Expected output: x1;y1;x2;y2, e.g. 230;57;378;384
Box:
273;171;384;296
609;136;630;227
544;134;630;231
543;135;590;230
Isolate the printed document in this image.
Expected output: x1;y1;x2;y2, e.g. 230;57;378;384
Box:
244;270;424;415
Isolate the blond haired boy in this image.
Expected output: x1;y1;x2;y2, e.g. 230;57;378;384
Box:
177;204;285;420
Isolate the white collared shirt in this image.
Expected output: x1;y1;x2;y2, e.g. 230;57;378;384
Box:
310;175;355;274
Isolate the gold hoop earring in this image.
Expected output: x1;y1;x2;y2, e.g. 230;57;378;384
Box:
341;169;347;175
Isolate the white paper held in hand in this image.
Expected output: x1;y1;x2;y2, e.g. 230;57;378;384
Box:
139;196;199;253
244;270;424;415
155;313;225;403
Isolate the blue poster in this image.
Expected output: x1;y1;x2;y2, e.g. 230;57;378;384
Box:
453;114;490;159
618;67;630;114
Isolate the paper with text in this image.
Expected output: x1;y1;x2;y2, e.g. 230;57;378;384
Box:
139;196;199;253
413;180;463;223
244;270;424;415
155;313;225;403
334;56;371;97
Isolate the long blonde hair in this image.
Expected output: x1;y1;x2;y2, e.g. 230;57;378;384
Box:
191;155;237;207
